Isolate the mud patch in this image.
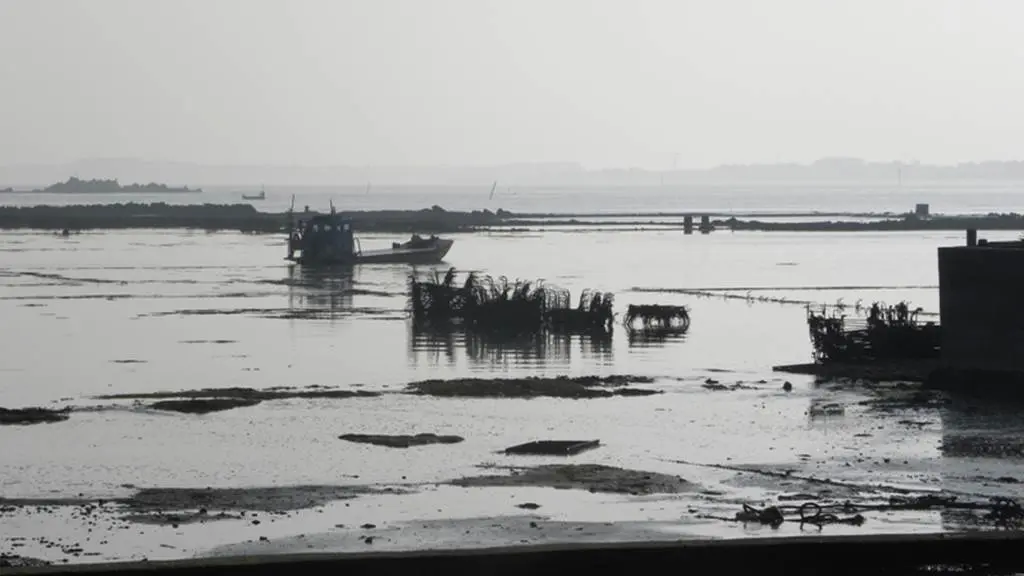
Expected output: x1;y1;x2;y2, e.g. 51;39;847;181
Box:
941;435;1024;459
0;406;71;425
95;386;381;401
111;359;147;364
150;398;262;414
122;510;244;525
701;379;759;391
407;375;660;399
1;484;414;528
449;464;693;495
859;387;951;411
339;433;464;448
126;485;411;515
0;554;51;568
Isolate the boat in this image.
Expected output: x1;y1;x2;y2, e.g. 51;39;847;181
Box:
242;187;266;200
284;200;454;266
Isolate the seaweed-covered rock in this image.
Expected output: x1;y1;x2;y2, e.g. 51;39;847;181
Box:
339;433;464;448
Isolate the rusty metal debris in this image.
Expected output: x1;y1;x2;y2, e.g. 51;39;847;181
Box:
723;496;1022;529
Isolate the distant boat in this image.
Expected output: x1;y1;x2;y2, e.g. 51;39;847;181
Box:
242;191;266;200
285;202;454;266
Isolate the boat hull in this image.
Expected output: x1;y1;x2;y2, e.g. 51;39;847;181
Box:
288;239;454;266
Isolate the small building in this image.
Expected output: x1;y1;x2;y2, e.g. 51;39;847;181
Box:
938;232;1024;381
915;203;930;218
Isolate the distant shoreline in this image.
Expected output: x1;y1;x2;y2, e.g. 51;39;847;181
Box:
0;177;201;196
1;203;1023;234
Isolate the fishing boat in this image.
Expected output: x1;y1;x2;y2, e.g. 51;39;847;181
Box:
242;188;266;200
284;200;454;265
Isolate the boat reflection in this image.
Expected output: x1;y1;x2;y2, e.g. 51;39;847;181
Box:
285;264;358;317
625;327;689;348
409;320;612;368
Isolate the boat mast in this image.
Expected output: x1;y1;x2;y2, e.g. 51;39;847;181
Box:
286;194;296;260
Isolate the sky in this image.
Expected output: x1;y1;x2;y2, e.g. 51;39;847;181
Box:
1;0;1023;170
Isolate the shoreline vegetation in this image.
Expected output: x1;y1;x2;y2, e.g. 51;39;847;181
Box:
3;202;1024;233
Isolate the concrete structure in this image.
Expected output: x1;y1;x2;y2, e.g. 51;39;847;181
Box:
915;203;930;218
938;232;1024;377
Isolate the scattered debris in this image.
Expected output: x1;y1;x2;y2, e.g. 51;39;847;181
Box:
706;495;1023;530
701;380;757;391
406;375;659;399
503;440;600;456
0;406;71;426
339;433;464;448
149;398;263;414
808;402;845;417
449;464;693;495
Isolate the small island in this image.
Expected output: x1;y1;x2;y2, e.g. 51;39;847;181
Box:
21;177;201;194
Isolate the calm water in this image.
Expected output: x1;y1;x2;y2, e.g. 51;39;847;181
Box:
4;180;1024;214
2;202;1024;561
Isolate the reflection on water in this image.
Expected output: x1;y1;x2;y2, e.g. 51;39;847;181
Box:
935;396;1024;531
938;397;1024;460
626;327;689;348
408;320;612;368
285;264;357;313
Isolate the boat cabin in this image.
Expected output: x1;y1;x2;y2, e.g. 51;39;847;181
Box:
288;212;356;263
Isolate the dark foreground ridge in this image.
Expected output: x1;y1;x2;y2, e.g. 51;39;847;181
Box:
7;533;1024;576
9;203;1024;233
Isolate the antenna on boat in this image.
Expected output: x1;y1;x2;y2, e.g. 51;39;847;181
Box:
489;180;497;201
330;198;335;214
286;194;296;261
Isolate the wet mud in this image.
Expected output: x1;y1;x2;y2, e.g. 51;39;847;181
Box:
941;435;1024;459
339;433;465;448
125;485;410;514
449;464;693;495
95;386;382;402
406;375;660;399
0;406;71;425
773;360;940;383
1;484;415;527
1;553;51;568
149;398;263;414
201;515;707;558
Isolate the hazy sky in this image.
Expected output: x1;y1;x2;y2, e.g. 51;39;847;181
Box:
2;0;1023;169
